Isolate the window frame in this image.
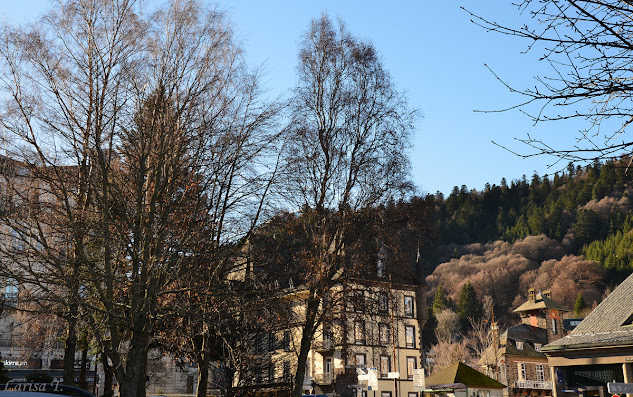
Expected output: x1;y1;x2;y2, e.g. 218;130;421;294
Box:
405;325;416;348
355;353;366;367
404;295;414;317
536;364;545;382
518;363;526;381
354;321;366;345
380;355;391;378
379;323;390;346
378;292;389;314
283;331;291;351
406;356;417;379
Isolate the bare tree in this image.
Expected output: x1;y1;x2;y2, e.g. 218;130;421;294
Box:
467;1;633;164
0;1;278;396
281;14;416;397
434;308;461;344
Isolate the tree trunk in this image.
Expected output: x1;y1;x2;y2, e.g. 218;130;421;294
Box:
293;293;319;397
63;311;77;385
195;340;210;397
101;353;114;397
114;338;150;397
79;348;88;389
225;367;236;397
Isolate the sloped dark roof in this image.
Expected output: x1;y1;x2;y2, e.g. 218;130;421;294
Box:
543;272;633;351
504;324;548;357
514;293;569;313
426;362;505;389
479;324;548;364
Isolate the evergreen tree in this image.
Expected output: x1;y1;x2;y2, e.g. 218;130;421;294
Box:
432;284;449;313
457;281;483;324
574;293;587;318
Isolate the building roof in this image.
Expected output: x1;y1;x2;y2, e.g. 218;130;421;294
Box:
513;292;569;313
542;272;633;352
426;362;506;389
479;324;548;365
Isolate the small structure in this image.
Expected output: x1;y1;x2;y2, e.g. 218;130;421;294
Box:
479;289;569;397
425;362;505;397
542;272;633;397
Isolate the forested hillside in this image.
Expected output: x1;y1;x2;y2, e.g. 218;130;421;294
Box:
420;157;633;328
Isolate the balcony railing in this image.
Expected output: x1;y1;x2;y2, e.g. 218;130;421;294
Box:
314;373;333;385
314;369;344;385
313;340;337;353
515;380;552;390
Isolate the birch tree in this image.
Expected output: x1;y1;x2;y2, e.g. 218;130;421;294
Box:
281;14;416;397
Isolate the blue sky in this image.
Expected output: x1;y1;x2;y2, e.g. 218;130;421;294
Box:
0;0;588;196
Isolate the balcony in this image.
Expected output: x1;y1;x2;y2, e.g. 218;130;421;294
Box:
515;380;552;390
313;340;336;353
314;369;344;385
314;373;334;385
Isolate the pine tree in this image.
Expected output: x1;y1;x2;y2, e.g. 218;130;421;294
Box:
457;281;483;323
432;284;449;313
574;293;587;318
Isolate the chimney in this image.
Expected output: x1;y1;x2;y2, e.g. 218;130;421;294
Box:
543;290;552;299
528;288;536;303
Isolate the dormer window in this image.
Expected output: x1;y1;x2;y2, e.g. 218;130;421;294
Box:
516;341;524;350
534;343;541;351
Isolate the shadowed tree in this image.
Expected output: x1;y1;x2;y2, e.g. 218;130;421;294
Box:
0;1;279;396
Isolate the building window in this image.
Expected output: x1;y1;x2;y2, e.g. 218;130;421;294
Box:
405;326;416;348
268;364;275;382
379;323;390;346
354;321;366;344
534;343;541;351
268;332;276;351
551;318;557;334
380;355;391;378
256;365;263;384
382;392;392;397
536;364;545;382
325;357;332;375
516;341;524;350
323;326;333;347
283;361;291;381
378;292;388;314
283;331;291;351
11;229;25;252
404;296;414;317
409;393;418;397
355;354;366;367
407;357;417;379
354;290;364;312
4;278;18;307
518;363;526;381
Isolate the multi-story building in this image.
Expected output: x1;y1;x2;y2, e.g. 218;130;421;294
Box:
0;156;98;389
239;278;425;397
481;289;569;397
